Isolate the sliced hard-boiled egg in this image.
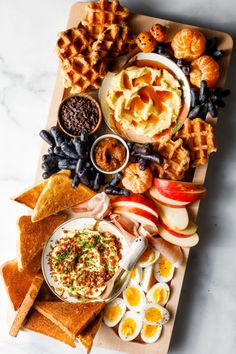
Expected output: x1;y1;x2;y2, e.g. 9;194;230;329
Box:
130;266;143;285
140;264;156;293
154;255;174;283
138;247;160;268
147;283;170;306
118;311;142;342
142;303;170;325
123;284;146;311
103;298;126;327
141;323;162;343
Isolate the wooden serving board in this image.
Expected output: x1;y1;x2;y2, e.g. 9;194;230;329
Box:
35;2;233;354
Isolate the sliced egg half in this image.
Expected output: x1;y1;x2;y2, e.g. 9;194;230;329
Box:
130;266;143;285
123;284;146;311
118;311;142;342
142;303;170;325
103;298;126;327
141;323;162;343
140;264;156;293
154;255;174;283
138;247;160;268
147;283;170;306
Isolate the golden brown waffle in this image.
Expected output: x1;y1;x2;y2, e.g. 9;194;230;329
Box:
56;26;93;61
82;0;129;39
92;23;136;57
175;118;217;167
61;52;107;94
153;138;190;180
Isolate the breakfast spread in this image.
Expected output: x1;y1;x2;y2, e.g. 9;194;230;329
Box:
0;1;233;354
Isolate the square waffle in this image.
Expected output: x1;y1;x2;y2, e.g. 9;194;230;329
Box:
56;26;93;61
153;138;190;180
61;52;107;94
175;118;217;167
82;0;129;39
92;23;136;57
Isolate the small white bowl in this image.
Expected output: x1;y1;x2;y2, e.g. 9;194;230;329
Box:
90;134;130;175
42;217;129;303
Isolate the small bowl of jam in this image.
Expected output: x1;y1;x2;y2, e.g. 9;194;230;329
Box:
90;134;130;175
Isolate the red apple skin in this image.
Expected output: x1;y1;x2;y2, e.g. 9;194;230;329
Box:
158;224;199;247
153;178;207;203
149;188;189;208
158;218;197;238
112;195;158;216
113;206;159;229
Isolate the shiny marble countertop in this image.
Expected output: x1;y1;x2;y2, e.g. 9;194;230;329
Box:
0;1;236;353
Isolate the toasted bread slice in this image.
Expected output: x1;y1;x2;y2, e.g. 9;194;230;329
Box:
32;174;95;222
12;170;71;209
78;313;103;354
37;282;59;302
17;213;68;271
24;310;76;348
9;272;44;337
34;301;105;340
0;255;41;311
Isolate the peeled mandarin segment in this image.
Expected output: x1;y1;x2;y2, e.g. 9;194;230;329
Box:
171;28;206;61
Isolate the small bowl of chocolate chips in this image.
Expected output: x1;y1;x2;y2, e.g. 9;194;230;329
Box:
58;94;102;137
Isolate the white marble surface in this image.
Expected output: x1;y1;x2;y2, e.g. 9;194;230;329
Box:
0;0;236;353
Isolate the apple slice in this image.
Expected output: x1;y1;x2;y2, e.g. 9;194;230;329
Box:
149;187;189;207
159;218;198;236
111;195;158;217
154;201;189;231
153;178;207;203
158;224;199;247
113;206;159;234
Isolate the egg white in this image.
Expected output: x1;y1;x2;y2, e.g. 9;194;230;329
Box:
130;266;143;285
138;247;160;268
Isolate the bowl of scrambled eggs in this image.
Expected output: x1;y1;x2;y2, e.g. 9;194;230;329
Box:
99;52;191;143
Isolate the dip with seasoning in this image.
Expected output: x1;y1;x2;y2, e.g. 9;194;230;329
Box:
49;228;122;299
58;94;101;137
94;137;127;173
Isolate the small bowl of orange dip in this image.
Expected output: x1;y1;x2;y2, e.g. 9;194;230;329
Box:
90;134;130;175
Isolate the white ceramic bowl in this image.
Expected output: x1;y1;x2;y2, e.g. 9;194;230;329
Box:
99;52;191;143
42;217;129;303
90;134;130;175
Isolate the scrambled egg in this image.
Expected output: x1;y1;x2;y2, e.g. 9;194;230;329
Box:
106;66;182;138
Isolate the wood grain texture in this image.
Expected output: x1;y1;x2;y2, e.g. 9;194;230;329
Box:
35;2;233;353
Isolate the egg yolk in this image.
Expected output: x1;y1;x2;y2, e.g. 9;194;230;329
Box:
121;318;136;336
159;257;172;277
130;268;136;279
140;247;155;263
143;324;158;338
125;287;141;307
153;288;166;305
105;305;122;323
145;307;162;323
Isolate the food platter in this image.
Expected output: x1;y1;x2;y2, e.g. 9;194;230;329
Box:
33;3;233;352
1;1;233;354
